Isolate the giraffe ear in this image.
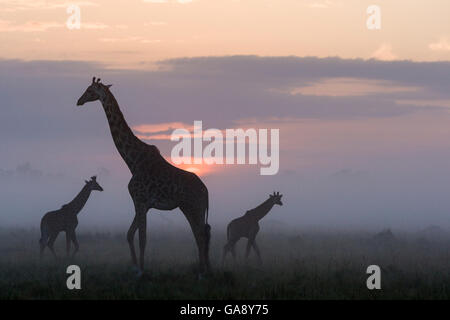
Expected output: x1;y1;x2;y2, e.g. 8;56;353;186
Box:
85;180;89;184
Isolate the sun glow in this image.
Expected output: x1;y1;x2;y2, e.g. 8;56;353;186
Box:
164;157;217;176
174;163;216;176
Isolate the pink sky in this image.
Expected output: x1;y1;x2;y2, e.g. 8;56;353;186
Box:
1;0;450;67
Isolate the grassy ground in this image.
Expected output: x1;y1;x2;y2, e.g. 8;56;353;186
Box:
0;227;449;299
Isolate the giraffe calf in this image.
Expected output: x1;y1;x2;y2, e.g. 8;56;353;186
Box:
223;192;283;265
39;176;103;258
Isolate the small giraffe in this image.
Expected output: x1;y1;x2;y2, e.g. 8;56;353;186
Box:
39;176;103;258
76;78;211;275
222;192;283;264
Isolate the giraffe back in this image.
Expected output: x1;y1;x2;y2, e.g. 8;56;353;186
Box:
41;208;78;234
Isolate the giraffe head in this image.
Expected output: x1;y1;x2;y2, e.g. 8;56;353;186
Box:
84;176;104;192
269;191;283;206
77;77;112;106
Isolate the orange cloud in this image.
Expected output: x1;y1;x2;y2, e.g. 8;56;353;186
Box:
429;37;450;52
370;44;398;61
133;121;193;134
289;77;419;97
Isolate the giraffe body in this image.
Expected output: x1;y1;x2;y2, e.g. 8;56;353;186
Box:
39;176;103;258
77;78;211;274
223;192;283;264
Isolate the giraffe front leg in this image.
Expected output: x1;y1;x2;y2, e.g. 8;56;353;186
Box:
137;211;147;274
70;231;79;257
66;231;71;256
252;241;262;265
222;241;236;266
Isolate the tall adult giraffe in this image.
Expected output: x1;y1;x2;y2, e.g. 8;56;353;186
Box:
223;192;283;264
76;77;211;275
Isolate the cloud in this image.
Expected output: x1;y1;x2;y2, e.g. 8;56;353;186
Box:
0;162;65;180
370;43;397;61
307;0;339;9
0;20;108;32
143;0;193;3
396;99;450;108
0;20;63;32
429;37;450;52
82;22;108;30
134;121;195;140
99;36;160;44
0;1;99;12
289;77;418;97
330;168;367;179
133;122;193;134
144;21;168;26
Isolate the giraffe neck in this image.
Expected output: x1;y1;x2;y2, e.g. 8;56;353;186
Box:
65;184;92;215
248;198;275;221
100;89;144;173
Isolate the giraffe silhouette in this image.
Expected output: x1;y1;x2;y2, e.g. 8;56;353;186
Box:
76;77;211;275
223;192;283;265
39;176;103;258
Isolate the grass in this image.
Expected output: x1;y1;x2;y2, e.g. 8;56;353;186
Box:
0;227;449;299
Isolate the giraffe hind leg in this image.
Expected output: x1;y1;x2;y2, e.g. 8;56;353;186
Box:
245;239;253;259
137;212;147;273
222;242;231;266
252;241;262;265
230;243;237;260
47;233;58;259
181;206;209;275
126;214;139;268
